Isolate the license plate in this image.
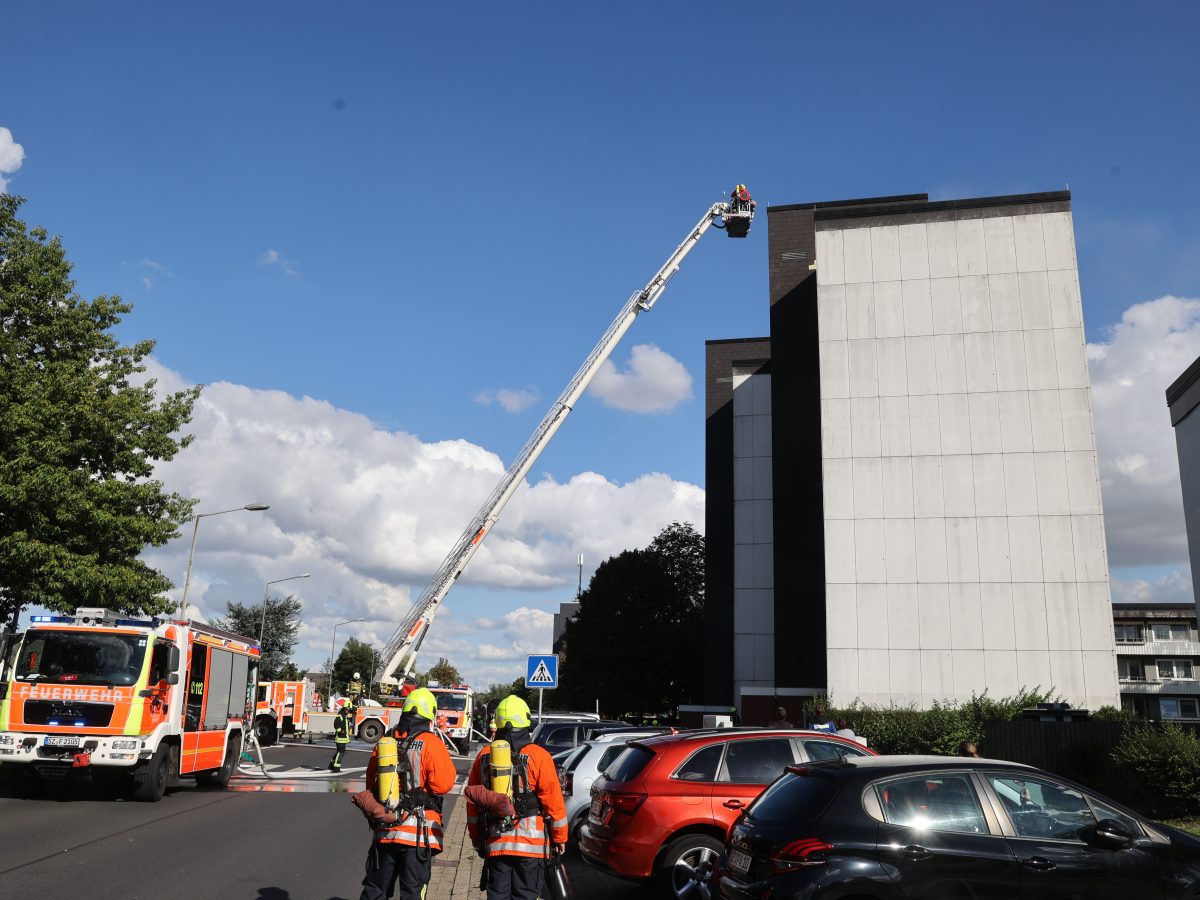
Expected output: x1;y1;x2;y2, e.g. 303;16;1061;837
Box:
590;798;604;819
728;848;752;875
44;736;80;748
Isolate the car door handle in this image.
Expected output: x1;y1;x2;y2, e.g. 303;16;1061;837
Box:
1022;856;1056;871
722;799;745;809
901;845;931;860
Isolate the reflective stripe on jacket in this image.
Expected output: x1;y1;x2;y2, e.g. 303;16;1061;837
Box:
465;742;569;859
365;729;456;852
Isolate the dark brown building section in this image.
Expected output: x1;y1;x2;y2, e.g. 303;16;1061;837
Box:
704;337;769;706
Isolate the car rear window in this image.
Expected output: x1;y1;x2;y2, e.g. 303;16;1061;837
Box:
597;745;626;772
747;771;839;825
605;746;654;783
561;744;589;774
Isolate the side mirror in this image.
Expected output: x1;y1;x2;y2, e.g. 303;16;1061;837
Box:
168;645;180;671
1093;819;1133;849
168;673;180;685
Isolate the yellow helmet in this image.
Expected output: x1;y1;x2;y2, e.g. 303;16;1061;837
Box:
495;694;532;729
403;687;438;720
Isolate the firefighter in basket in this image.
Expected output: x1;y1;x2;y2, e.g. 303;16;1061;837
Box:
465;694;569;900
349;687;456;900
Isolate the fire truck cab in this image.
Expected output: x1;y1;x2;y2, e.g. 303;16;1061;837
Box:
430;683;473;755
0;608;259;801
253;679;320;745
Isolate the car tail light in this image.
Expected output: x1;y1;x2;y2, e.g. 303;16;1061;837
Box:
770;838;832;873
608;791;646;814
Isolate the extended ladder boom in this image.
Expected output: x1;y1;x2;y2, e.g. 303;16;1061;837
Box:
377;193;754;687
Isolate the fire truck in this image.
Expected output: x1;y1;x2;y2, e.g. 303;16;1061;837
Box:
430;684;473;754
0;607;259;801
252;679;322;745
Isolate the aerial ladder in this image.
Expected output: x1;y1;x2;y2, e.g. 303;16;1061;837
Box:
376;186;756;691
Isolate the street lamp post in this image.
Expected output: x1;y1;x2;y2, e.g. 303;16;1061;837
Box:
259;572;311;646
328;618;366;704
179;503;270;617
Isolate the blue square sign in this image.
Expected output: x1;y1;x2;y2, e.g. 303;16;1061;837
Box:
525;654;558;689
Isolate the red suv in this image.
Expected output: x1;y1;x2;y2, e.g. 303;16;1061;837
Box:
579;729;875;897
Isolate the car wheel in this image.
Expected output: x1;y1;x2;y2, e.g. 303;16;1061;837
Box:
654;833;722;899
254;716;278;746
132;744;170;802
196;736;238;788
358;720;383;743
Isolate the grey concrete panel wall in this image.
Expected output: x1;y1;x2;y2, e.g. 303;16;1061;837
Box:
816;209;1118;710
1174;411;1200;613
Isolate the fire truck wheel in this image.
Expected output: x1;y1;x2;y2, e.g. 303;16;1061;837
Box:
7;764;43;799
132;744;170;802
196;736;238;788
358;720;383;743
255;716;278;746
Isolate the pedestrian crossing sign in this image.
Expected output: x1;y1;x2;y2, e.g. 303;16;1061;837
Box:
525;654;558;689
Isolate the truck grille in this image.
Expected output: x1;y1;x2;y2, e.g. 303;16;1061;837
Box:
23;700;115;727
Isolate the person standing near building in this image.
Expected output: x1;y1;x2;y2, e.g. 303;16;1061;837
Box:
467;695;569;900
766;707;793;729
331;705;353;771
358;688;456;900
808;701;836;733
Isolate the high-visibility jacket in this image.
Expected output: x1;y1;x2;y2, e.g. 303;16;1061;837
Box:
365;728;456;852
466;742;568;859
334;714;352;744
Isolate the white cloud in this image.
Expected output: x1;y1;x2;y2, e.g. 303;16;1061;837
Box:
1111;568;1194;605
128;258;173;291
1088;295;1200;568
137;359;703;686
0;126;25;193
260;248;299;277
475;385;540;414
589;343;693;413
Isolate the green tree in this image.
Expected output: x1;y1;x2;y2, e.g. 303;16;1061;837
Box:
0;195;200;629
558;522;704;715
423;657;462;687
332;637;380;698
212;593;303;681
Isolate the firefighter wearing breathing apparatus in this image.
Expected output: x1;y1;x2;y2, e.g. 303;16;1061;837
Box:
466;694;569;900
358;687;456;900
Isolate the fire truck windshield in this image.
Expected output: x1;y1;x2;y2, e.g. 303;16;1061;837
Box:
432;692;468;711
15;630;147;686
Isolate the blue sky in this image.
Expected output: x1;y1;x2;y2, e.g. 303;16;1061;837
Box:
4;2;1199;684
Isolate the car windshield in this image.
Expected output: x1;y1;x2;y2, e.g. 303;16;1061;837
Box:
15;630;147;686
747;771;839;825
432;693;467;711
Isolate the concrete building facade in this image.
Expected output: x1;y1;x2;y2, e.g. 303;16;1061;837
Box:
706;190;1120;718
1167;356;1200;616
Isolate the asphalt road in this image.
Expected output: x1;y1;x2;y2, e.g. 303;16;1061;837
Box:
0;739;437;900
0;738;650;900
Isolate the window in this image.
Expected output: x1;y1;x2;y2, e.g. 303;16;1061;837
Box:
1160;698;1200;720
878;774;988;835
718;738;796;784
605;746;654;783
185;645;208;732
148;641;171;685
674;743;724;782
1152;623;1191;642
1089;799;1142;837
748;771;838;825
989;775;1094;840
1114;624;1143;643
1157;659;1194;680
803;739;870;761
1117;659;1144;681
596;745;626;774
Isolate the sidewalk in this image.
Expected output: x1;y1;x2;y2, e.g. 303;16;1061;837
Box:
427;797;485;899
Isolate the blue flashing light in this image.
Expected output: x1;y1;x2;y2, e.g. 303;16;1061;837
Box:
74;720;86;727
48;720;59;726
31;615;72;624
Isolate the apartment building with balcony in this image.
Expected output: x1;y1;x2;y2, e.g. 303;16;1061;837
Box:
1114;602;1200;720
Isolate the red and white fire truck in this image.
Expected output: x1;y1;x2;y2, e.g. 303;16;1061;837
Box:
381;682;473;753
252;679;322;745
0;607;259;801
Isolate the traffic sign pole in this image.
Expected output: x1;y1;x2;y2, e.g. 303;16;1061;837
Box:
539;688;544;726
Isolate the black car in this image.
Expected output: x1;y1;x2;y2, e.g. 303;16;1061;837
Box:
718;754;1200;899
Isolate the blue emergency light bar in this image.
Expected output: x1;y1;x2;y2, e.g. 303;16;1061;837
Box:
31;615;72;624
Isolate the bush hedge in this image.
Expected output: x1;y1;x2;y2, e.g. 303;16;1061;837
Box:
811;687;1060;756
1112;722;1200;816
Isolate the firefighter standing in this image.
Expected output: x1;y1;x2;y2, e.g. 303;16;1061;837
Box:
466;694;568;900
359;687;456;900
331;705;353;771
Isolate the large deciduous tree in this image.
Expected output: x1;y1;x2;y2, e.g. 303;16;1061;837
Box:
421;657;462;687
332;637;380;697
0;195;200;629
558;521;704;715
212;593;303;681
